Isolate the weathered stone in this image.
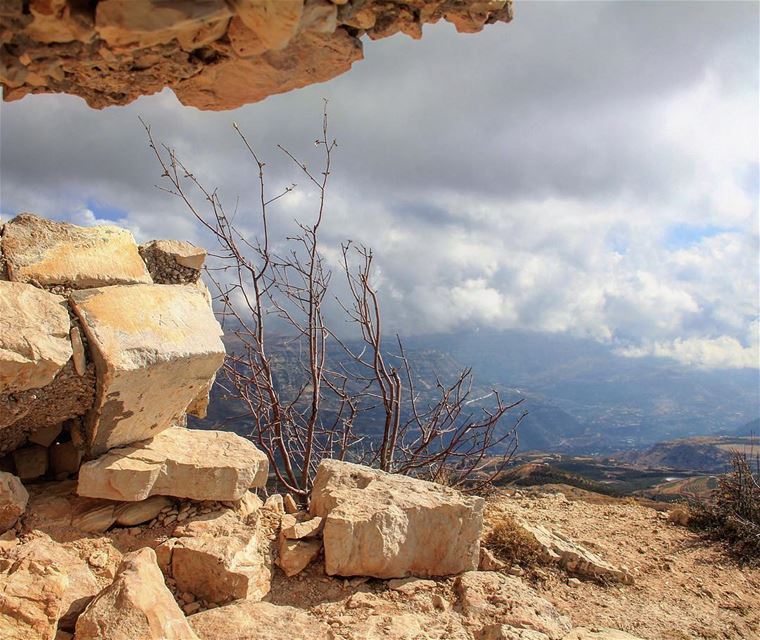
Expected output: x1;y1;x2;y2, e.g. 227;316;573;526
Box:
479;546;506;572
0;471;28;532
283;493;299;514
70;326;87;376
114;495;173;526
0;281;71;395
282;514;323;539
189;600;332;640
1;1;512;110
455;571;571;640
49;441;83;476
277;537;321;576
8;536;100;631
75;547;199;640
12;445;48;480
481;626;551;640
562;630;646;640
70;503;117;533
1;213;151;288
338;610;472;640
25;0;95;44
95;0;231;49
160;527;272;604
310;459;484;578
77;428;268;501
174;29;362;111
139;239;206;284
28;423;62;447
517;521;634;585
229;0;302;50
70;284;224;454
0;551;68;640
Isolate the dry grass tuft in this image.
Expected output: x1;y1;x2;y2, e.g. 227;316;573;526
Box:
484;514;545;568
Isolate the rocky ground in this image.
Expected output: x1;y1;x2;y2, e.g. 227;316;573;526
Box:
3;477;756;639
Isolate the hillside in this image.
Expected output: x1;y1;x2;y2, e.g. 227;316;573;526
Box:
616;436;755;474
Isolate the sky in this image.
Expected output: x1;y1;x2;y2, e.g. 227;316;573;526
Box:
1;1;758;371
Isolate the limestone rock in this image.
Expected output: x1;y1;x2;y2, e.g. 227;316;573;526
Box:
310;459;484;578
517;521;634;585
0;281;71;395
1;213;151;289
281;514;323;539
75;547;199;640
0;551;68;640
189;600;332;640
283;493;299;514
562;630;646;640
1;1;512;110
159;526;272;604
95;0;231;49
479;547;506;571
139;239;206;284
70;284;225;454
276;537;321;576
481;626;551;640
77;428;268;501
70;503;118;533
28;423;62;447
456;571;572;640
7;536;100;630
0;471;28;532
338;611;472;640
12;445;49;480
49;441;83;476
114;495;173;526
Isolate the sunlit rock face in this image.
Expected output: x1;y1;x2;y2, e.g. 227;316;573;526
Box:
0;0;512;111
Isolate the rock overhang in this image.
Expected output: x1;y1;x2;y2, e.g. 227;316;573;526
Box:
0;0;513;111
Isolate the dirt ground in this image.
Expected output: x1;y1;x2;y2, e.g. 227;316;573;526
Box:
490;486;760;640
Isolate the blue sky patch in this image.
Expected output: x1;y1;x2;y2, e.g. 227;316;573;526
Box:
664;223;737;250
85;198;128;222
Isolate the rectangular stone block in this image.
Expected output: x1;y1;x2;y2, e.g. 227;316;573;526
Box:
70;284;225;454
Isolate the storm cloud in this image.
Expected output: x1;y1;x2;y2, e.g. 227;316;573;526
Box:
1;1;757;368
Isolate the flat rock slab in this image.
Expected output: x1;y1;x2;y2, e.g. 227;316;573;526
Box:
77;428;268;501
518;521;634;585
0;281;71;395
456;571;572;640
189;600;332;640
75;547;199;640
1;213;151;288
70;283;225;454
310;459;484;579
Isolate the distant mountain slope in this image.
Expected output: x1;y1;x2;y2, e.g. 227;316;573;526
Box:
406;330;759;450
616;436;755;474
732;418;760;436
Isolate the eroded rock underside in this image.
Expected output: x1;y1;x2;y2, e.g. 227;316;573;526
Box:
0;0;513;111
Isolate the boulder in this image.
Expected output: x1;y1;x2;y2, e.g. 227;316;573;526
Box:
28;423;62;447
0;213;151;289
189;600;332;640
228;0;302;51
276;537;321;576
0;471;28;532
0;552;68;640
75;547;199;640
70;284;225;454
139;239;206;284
310;459;484;578
77;428;268;501
338;611;472;640
7;536;100;630
455;571;572;640
517;522;634;584
0;281;71;395
281;514;323;539
156;517;272;603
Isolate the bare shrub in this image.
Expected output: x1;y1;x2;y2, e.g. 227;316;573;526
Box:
142;105;524;498
691;447;760;563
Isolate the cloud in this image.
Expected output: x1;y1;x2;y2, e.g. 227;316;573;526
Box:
0;1;757;369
